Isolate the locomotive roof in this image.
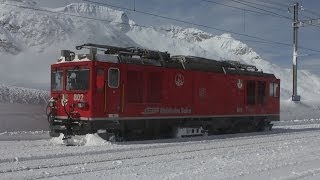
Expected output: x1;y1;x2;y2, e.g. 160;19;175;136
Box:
57;43;276;78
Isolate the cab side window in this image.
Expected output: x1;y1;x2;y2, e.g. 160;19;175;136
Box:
108;68;119;88
269;82;279;97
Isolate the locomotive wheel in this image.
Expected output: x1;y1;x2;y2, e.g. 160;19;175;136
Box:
256;121;273;132
98;130;122;142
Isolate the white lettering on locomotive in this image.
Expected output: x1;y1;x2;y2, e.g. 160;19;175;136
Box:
73;94;84;101
142;107;160;115
142;107;192;115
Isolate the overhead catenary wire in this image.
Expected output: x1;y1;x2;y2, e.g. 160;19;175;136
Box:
200;0;288;19
226;0;292;20
242;0;320;24
237;0;289;12
224;0;320;31
303;10;320;18
253;0;290;8
0;1;320;53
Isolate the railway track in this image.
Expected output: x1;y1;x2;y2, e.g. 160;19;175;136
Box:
0;125;317;164
0;126;316;164
1;127;320;179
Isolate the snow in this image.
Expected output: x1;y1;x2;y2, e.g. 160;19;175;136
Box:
51;133;111;146
0;122;320;179
0;84;48;104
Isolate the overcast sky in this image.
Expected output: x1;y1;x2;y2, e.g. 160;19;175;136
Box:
33;0;320;74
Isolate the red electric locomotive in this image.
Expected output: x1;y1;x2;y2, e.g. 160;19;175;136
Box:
47;43;280;140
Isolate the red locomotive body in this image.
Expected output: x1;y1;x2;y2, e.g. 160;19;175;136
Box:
48;44;280;140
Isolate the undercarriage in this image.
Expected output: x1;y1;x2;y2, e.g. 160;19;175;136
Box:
48;115;278;141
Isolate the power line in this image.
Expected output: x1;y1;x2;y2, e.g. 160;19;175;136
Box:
200;0;288;19
304;10;320;18
233;0;289;13
241;0;320;30
243;0;320;27
254;0;289;8
226;0;292;20
1;1;320;53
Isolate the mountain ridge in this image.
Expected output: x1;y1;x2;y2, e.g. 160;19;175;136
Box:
0;84;48;105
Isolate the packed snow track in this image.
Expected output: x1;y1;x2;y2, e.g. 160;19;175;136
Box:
1;121;320;179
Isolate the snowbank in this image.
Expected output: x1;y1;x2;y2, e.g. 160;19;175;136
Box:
51;133;111;146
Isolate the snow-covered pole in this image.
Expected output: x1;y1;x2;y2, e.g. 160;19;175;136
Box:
292;2;300;101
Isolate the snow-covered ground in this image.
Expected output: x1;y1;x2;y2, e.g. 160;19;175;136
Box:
0;103;48;132
1;121;320;179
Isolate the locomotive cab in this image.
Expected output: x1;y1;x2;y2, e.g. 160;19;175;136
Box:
48;47;122;138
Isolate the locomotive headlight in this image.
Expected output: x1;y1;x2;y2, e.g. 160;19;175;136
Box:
77;102;87;109
49;101;55;107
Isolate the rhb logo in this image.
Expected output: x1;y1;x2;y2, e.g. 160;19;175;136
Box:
175;73;184;86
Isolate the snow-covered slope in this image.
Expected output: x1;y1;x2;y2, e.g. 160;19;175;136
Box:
0;0;135;54
0;84;48;105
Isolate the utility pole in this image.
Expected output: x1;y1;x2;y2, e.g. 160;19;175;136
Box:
290;2;320;101
292;2;300;101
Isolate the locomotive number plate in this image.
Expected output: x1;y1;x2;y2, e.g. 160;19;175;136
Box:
74;94;84;101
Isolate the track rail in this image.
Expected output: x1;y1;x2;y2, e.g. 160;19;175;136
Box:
1;128;320;179
0;126;316;164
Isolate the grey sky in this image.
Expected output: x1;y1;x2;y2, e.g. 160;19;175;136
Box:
34;0;320;74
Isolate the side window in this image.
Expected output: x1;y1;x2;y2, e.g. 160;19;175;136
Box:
269;82;279;97
51;71;63;91
108;68;119;88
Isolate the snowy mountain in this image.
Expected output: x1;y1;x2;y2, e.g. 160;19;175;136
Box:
1;0;320;104
0;0;135;54
0;84;48;105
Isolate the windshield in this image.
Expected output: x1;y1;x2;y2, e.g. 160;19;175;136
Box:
66;69;90;91
51;71;63;91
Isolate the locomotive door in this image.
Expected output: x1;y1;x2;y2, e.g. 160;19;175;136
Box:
106;67;121;114
95;68;106;116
